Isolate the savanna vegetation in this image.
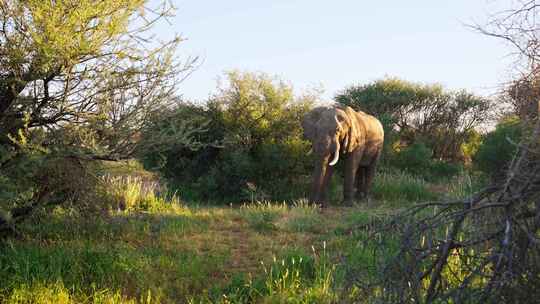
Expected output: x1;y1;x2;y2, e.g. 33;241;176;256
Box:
1;0;539;303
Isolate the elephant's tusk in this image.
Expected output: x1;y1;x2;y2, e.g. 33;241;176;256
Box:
329;141;340;166
307;148;313;155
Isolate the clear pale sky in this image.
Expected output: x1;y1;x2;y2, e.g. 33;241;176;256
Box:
169;1;515;102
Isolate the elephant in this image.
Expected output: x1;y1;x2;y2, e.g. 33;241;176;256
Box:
301;105;384;207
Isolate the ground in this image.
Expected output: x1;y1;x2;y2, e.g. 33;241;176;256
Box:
0;162;476;303
0;201;394;303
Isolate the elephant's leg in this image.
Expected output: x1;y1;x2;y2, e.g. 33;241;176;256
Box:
356;167;367;200
363;165;376;200
363;150;381;200
319;165;334;208
343;153;361;205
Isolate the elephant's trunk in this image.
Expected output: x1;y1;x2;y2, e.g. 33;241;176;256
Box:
310;160;326;204
328;140;340;166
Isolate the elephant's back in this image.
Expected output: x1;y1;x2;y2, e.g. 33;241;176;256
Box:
357;112;384;143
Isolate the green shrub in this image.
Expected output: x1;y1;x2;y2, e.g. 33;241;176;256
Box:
474;116;522;178
428;160;463;180
391;142;433;176
140;71;316;203
335;78;492;164
389;142;463;181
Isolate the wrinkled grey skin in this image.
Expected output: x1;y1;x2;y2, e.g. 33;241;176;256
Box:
302;105;384;207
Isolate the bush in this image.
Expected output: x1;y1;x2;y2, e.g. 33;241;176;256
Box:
474;116;522;178
140;71;317;203
428;161;463;180
391;142;433;176
389;142;463;181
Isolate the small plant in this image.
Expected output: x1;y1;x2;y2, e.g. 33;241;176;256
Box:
282;200;324;233
239;202;288;232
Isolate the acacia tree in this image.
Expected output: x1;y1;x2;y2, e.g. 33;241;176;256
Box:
335;78;492;162
0;0;198;236
0;0;197;158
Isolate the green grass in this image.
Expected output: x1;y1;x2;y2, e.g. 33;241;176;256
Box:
0;165;484;303
1;196;360;303
372;169;439;204
238;201;288;232
281;201;324;233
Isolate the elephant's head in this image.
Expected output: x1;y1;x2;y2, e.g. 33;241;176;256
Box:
302;105;362;166
301;105;363;204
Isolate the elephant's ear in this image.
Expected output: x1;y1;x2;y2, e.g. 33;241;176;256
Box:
302;107;326;140
344;106;362;153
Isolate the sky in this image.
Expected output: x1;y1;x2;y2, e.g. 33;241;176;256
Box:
165;0;516;102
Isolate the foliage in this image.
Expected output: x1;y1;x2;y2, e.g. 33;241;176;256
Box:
282;201;325;233
460;129;483;164
360;118;540;302
391;142;433;175
0;0;202;237
335;77;493;163
141;71;317;203
0;126;99;237
207;247;336;304
239;202;288;232
0;195;342;303
0;165;482;303
390;142;463;181
474;116;522;178
0;0;194;160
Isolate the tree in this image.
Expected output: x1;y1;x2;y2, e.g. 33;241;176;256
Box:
0;0;197;237
210;71;314;150
142;71;318;202
0;0;196;159
335;78;493;162
474;116;522;178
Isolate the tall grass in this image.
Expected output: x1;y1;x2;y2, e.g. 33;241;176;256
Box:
372;170;438;203
238;200;326;234
281;200;324;233
238;201;288;232
99;175;181;212
193;245;337;304
445;172;487;199
2;281;161;304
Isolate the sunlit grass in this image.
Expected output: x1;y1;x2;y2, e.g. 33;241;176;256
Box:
372;169;439;204
0;165;482;303
189;245;337;304
238;201;288;232
2;281;162;304
2;198;338;302
99;175;181;212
